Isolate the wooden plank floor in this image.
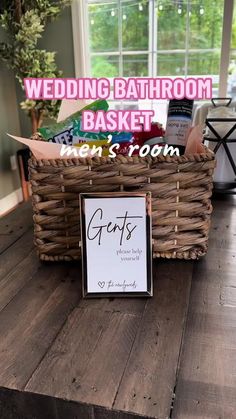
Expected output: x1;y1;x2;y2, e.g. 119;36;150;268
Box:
0;197;235;419
172;194;236;419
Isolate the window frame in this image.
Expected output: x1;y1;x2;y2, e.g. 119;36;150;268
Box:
71;0;234;96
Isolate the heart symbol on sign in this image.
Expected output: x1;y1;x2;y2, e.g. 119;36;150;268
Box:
98;281;105;289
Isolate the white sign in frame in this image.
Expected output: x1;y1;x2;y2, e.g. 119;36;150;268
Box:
80;192;152;298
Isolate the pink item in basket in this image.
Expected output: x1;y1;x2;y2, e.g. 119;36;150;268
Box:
7;134;86;159
185;126;205;154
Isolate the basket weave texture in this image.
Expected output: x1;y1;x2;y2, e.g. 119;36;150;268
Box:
29;149;215;261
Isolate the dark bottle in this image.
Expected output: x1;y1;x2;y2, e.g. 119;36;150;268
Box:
165;98;194;155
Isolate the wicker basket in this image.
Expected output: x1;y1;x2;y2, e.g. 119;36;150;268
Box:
29;149;215;261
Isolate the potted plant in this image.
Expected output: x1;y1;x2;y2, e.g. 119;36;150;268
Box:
0;0;70;133
0;0;71;200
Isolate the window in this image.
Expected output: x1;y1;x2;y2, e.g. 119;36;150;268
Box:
88;0;149;77
228;1;236;98
72;0;234;123
86;0;224;85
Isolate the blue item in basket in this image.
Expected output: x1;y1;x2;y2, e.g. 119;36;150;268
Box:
112;132;133;143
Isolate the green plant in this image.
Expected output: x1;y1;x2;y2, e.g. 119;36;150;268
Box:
0;0;70;132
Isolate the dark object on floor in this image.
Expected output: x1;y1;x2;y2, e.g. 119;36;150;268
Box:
17;148;30;201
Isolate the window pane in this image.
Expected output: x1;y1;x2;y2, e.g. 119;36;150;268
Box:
91;55;119;77
87;0;225;92
157;53;185;76
157;1;187;50
188;0;224;50
156;0;224;92
187;51;221;76
123;54;148;76
228;50;236;97
228;3;236;98
122;0;149;51
88;2;119;52
188;0;223;84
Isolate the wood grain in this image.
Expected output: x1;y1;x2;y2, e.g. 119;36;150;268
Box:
25;307;113;397
0;246;40;312
0;228;34;282
79;294;147;316
0;202;32;254
0;387;148;419
0;264;79;389
1;196;235;418
172;195;236;419
113;260;193;419
26;308;140;409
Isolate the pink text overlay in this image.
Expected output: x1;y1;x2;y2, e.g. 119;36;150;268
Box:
24;77;212;100
81;110;154;132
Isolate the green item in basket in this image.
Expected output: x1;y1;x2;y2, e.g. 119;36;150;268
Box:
38;100;109;145
72;118;108;144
